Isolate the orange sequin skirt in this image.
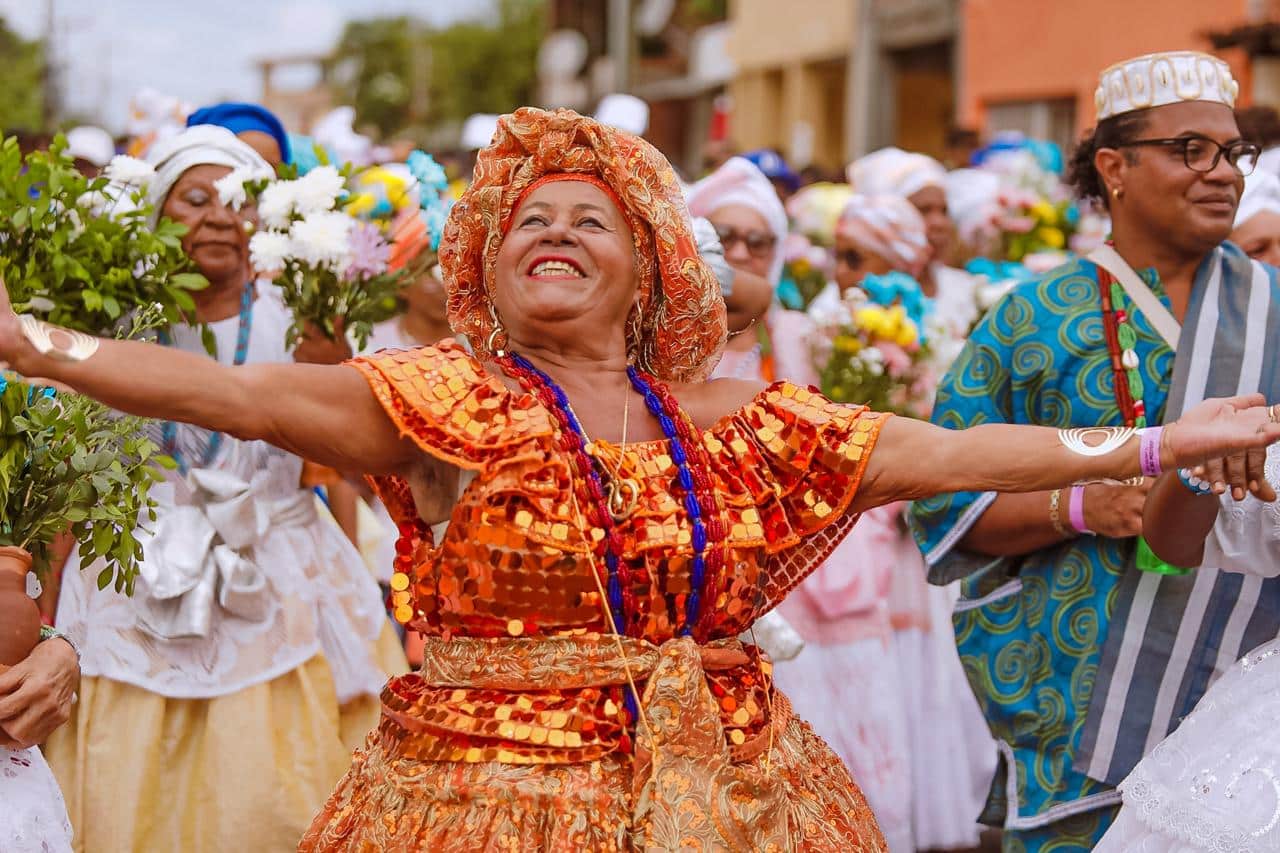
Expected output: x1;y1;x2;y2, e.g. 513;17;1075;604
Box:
300;635;887;852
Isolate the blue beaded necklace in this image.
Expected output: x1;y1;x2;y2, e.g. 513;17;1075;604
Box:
632;372;711;637
500;353;712;638
161;282;255;473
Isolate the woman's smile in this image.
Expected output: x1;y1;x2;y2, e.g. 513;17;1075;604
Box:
526;254;586;280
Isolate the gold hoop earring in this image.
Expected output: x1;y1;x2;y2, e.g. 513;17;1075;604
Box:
486;302;508;357
626;305;645;362
1111;186;1124;200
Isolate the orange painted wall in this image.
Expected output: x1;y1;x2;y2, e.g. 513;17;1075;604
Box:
960;0;1254;134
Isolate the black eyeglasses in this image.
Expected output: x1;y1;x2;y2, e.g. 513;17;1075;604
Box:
713;225;777;259
1115;136;1261;176
835;248;864;269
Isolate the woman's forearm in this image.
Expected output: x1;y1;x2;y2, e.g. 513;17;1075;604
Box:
1143;473;1217;568
12;333;268;439
7;327;414;474
862;418;1155;508
959;491;1073;557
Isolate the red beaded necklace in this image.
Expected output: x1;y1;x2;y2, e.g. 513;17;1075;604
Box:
1097;266;1144;429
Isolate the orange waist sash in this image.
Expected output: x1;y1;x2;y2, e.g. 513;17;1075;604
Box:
377;633;793;848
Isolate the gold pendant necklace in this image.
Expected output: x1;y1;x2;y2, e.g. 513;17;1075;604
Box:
579;384;641;522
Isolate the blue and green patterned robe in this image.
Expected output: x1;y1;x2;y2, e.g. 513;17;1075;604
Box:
908;256;1176;845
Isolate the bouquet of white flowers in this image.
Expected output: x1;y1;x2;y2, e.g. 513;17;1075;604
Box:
218;165;402;351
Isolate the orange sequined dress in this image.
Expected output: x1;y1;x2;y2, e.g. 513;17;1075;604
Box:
301;341;891;852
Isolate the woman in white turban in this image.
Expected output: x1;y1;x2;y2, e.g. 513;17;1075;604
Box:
850;147;979;333
1230;168;1280;265
43;125;406;853
686;156;817;385
832;151;999;852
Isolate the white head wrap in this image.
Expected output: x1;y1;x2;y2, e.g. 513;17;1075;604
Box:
836;194;930;277
944;167;1001;245
461;113;501;151
146;125;273;225
1235;169;1280;229
65;126;115;167
310;106;376;168
691;216;735;296
686;156;789;284
596;94;650;136
848;147;947;200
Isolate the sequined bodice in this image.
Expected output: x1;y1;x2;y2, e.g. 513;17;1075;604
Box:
356;341;886;646
351;342;884;769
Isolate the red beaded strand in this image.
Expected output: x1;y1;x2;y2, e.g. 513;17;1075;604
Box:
635;370;728;640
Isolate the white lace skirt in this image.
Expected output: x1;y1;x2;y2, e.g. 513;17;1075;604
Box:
0;746;73;853
1095;639;1280;853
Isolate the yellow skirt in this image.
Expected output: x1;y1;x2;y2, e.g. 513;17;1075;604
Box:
45;628;407;853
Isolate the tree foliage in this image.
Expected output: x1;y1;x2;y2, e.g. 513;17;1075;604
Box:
0;16;45;132
333;0;544;140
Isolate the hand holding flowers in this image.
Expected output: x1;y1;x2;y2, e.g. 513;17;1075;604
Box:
219;165;402;351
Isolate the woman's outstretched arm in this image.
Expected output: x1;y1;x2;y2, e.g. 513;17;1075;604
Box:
854;396;1280;515
0;281;415;476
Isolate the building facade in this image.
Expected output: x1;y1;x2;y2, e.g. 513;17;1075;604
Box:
960;0;1254;154
725;0;960;172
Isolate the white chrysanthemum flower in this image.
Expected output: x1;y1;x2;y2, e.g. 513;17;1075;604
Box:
103;155;156;189
291;166;344;216
249;230;292;273
76;189;112;218
257;181;296;229
132;254;159;280
214;168;252;210
289;211;354;272
67;207;85;236
76;186;138;220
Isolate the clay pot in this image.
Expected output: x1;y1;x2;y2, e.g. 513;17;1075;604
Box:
0;546;41;669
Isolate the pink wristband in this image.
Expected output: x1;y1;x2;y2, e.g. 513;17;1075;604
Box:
1068;485;1093;535
1139;426;1164;477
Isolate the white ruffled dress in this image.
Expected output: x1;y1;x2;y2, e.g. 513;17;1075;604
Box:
1097;446;1280;852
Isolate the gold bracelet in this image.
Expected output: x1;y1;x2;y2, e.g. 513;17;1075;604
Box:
18;314;99;362
1048;488;1072;537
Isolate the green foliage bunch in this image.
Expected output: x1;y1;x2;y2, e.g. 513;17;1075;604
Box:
0;136;198;591
0;378;169;591
0;136;206;336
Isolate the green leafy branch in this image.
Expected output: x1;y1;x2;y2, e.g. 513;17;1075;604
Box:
0;380;172;590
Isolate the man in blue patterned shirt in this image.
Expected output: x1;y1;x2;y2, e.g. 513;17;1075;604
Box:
911;51;1280;852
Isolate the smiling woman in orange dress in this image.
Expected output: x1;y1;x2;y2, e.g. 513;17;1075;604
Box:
0;108;1277;852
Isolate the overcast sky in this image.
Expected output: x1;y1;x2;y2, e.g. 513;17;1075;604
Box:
0;0;494;132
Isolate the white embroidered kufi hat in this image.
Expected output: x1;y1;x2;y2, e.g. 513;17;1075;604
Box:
1095;51;1239;122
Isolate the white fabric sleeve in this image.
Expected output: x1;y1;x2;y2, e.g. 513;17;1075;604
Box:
1200;446;1280;577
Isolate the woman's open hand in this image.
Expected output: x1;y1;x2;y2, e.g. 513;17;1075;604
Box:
1167;395;1280;472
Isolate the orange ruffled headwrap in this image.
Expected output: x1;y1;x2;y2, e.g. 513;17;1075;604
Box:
438;107;726;383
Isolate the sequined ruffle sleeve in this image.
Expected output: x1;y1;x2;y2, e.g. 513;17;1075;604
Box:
348;339;553;528
707;381;889;609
